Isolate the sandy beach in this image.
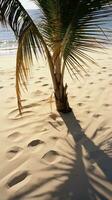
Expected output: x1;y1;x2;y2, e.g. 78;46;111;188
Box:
0;48;112;200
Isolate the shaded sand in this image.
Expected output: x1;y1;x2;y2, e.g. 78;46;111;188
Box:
0;48;112;200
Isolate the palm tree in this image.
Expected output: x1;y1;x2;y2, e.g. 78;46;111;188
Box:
0;0;112;114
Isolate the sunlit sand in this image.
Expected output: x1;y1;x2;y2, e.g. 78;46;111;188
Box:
0;48;112;200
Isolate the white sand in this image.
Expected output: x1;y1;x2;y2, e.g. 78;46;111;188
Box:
0;48;112;200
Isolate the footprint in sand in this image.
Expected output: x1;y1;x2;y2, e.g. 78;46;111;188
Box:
42;150;61;165
27;139;45;150
6;146;23;160
0;86;3;89
77;102;83;107
71;95;76;99
108;74;112;77
99;78;104;81
51;136;58;141
39;77;45;80
7;171;29;188
42;84;49;87
77;86;82;89
103;103;110;107
97;72;102;75
8;132;22;141
93;114;101;118
89;82;94;85
35;80;41;84
86;110;91;114
85;95;90;99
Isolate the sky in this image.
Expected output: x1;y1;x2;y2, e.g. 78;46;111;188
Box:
20;0;38;9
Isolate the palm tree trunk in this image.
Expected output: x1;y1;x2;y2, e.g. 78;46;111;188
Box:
54;75;72;113
52;51;72;113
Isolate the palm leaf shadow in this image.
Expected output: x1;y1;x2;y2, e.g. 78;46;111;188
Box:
27;112;112;200
32;111;112;200
53;111;112;200
8;111;112;200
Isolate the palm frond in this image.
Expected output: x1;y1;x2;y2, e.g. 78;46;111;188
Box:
0;0;56;114
60;1;112;78
32;1;112;78
1;0;112;113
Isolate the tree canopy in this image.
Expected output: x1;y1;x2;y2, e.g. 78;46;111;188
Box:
0;0;112;113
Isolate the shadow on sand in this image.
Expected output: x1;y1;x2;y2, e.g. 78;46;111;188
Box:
9;111;112;200
50;111;112;200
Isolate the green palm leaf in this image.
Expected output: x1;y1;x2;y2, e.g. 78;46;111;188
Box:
32;0;112;78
